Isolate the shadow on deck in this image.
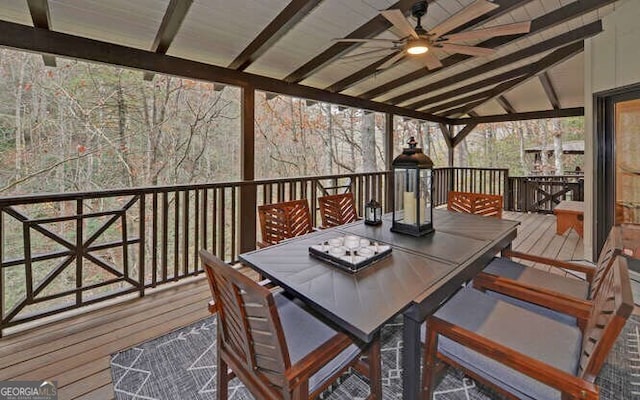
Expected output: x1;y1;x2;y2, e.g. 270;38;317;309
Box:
0;211;584;399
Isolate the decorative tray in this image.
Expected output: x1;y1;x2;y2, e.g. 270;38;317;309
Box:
309;235;391;273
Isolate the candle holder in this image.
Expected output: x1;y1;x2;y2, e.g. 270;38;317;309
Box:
391;136;434;236
364;199;382;226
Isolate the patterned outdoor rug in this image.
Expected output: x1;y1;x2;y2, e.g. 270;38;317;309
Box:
111;315;640;399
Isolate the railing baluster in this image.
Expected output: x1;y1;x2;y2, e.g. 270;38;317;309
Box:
173;190;179;280
220;188;226;261
121;202;129;283
194;189;200;274
182;191;189;276
152;193;158;287
162;192;169;283
76;199;83;306
231;187;237;263
212;188;218;256
138;195;145;296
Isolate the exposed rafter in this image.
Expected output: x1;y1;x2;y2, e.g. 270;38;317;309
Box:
359;0;614;101
539;72;561;110
283;0;418;84
406;62;532;110
26;0;55;67
143;0;193;81
0;20;451;124
439;41;584;117
496;96;517;114
228;0;321;71
394;21;602;107
326;0;531;94
451;108;584;125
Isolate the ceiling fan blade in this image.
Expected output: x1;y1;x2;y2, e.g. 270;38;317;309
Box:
438;43;496;57
332;38;399;43
340;48;395;61
377;51;406;70
441;21;531;42
380;9;418;39
421;51;443;70
430;0;499;39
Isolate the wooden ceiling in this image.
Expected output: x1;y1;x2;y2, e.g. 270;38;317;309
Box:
0;0;619;124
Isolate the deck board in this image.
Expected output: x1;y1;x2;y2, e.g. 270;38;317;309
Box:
0;212;583;399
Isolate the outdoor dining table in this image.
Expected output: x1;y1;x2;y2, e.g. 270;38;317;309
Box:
239;208;519;399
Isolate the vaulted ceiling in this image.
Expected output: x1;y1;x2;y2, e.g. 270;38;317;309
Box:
0;0;618;123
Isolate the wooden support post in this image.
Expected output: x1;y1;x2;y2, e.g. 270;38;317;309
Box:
239;87;257;254
385;113;394;213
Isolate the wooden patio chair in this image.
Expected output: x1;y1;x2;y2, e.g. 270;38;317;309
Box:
199;250;381;400
422;255;633;400
447;191;503;218
473;226;622;326
258;199;313;247
318;192;359;228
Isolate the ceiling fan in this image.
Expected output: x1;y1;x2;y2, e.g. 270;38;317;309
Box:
335;0;531;71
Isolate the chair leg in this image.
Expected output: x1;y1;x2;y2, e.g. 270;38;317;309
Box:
421;322;441;400
217;349;229;400
292;380;308;400
367;333;382;400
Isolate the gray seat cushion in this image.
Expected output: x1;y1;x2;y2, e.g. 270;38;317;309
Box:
275;293;361;393
424;287;582;400
483;257;589;299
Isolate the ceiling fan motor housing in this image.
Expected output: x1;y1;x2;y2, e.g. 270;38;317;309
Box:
411;1;428;36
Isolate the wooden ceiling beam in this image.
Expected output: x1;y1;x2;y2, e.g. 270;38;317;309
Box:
326;0;530;94
228;0;321;71
360;0;614;101
439;41;584;117
451;108;584;125
0;20;451;124
26;0;55;67
496;96;517;114
395;21;601;107
283;0;419;84
452;123;478;147
538;72;561;110
406;63;532;110
144;0;193;81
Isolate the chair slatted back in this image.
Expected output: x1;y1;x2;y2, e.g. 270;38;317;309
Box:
589;227;622;299
318;193;358;228
578;255;633;381
200;250;291;390
259;199;313;246
447;191;503;218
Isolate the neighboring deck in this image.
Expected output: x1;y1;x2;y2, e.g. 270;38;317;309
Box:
0;211;584;400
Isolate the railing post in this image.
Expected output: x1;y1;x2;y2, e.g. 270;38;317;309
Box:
239;86;257;255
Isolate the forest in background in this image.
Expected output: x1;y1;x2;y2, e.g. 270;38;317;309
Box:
0;48;583;197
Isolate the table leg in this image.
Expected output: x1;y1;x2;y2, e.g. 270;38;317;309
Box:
402;313;422;400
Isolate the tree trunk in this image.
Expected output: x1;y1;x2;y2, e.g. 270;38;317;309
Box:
14;56;26;177
553;119;563;175
362;111;376;172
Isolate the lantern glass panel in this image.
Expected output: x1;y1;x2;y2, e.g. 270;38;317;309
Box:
419;169;432;224
394;167;418;224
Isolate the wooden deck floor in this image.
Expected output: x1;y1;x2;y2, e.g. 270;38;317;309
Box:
0;212;584;400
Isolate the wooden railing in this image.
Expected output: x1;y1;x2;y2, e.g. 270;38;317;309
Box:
505;175;584;213
0;172;387;334
0;167;584;333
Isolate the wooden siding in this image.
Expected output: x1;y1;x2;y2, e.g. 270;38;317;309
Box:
0;212;582;399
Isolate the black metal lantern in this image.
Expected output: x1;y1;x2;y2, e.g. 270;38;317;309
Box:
391;136;434;236
364;199;382;226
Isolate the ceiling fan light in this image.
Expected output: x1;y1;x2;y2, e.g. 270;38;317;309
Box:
407;45;429;55
406;38;430;55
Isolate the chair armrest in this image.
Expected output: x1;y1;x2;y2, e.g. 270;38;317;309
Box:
503;250;596;282
285;333;356;384
428;316;599;399
473;272;591;323
256;241;270;249
208;300;217;314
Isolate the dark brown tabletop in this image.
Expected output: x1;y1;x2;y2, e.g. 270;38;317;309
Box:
240;230;454;342
240;210;519;400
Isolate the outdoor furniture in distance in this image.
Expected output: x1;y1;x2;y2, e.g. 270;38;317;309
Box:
200;250;381;400
258;199;313;247
447;191;503;218
473;226;622;325
422;255;633;400
318;193;358;228
554;200;584;237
